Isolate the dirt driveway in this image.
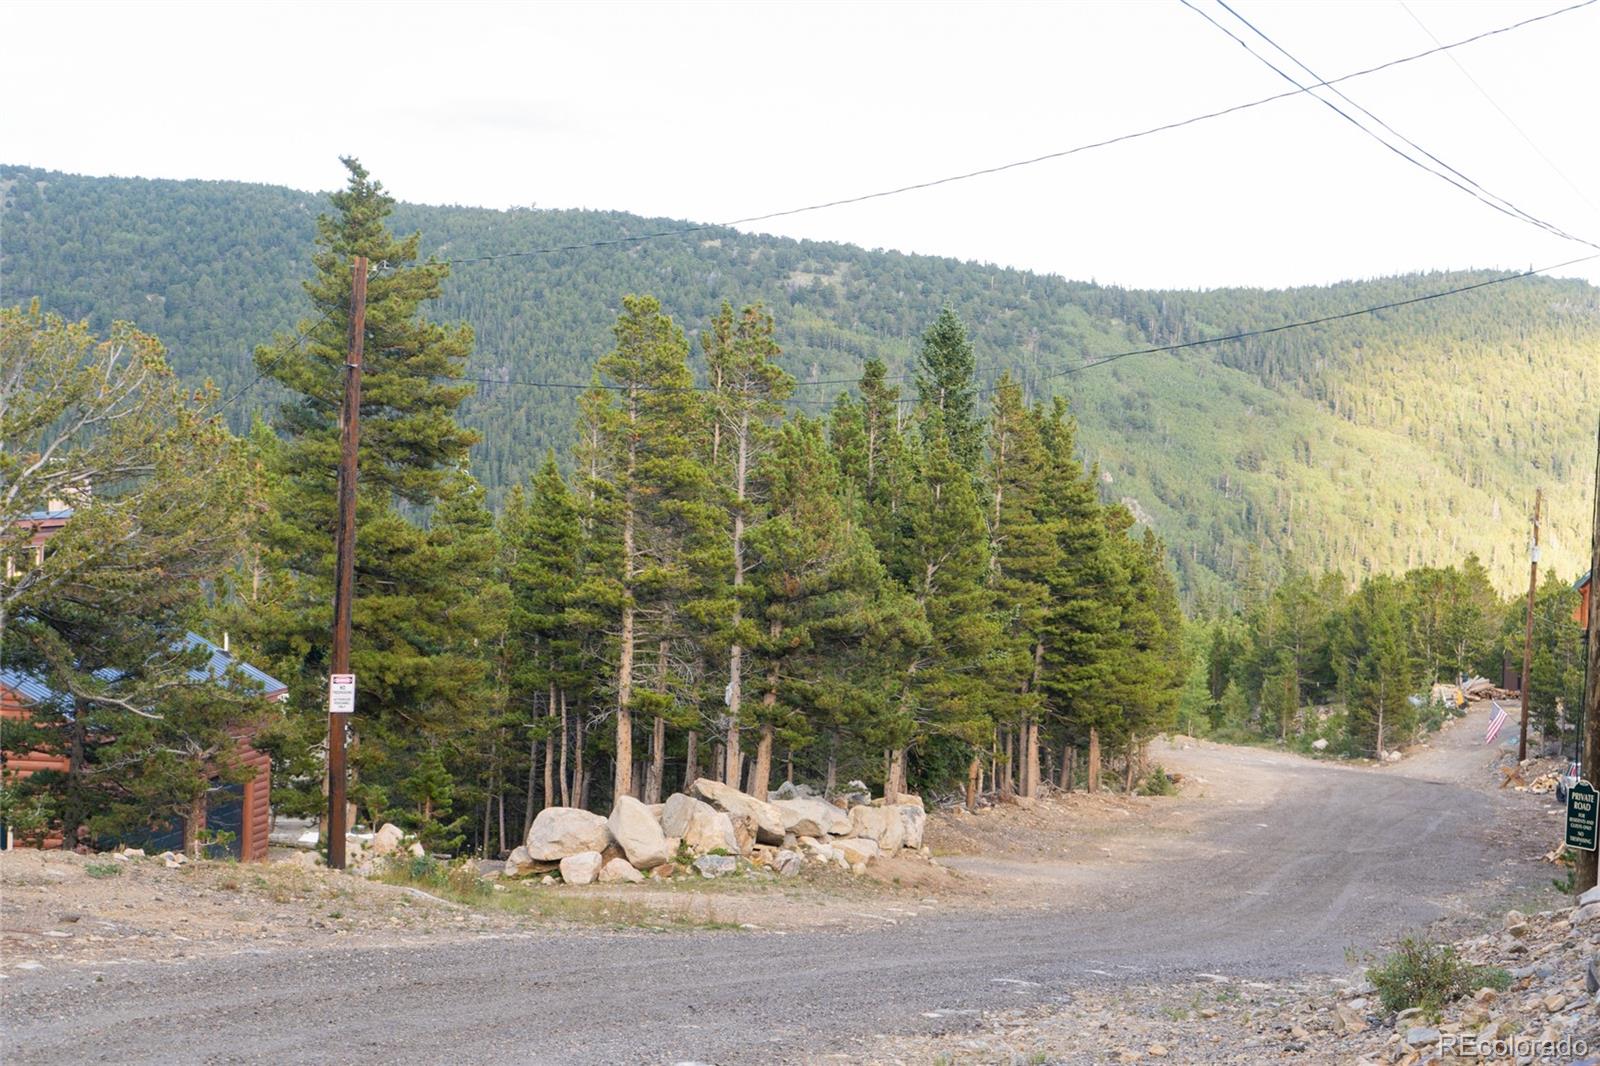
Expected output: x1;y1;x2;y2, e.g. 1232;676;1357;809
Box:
0;710;1565;1065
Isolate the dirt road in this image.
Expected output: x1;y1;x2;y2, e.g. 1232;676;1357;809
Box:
0;711;1561;1065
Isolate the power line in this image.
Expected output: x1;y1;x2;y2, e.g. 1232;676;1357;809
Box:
446;254;1597;402
1397;0;1600;218
214;310;334;412
1184;0;1599;252
976;254;1600;395
430;0;1595;268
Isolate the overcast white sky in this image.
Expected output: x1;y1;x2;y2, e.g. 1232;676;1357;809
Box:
6;0;1598;290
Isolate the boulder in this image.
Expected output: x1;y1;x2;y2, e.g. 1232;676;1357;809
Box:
408;842;426;858
607;796;671;869
727;813;758;855
693;854;737;879
597;857;645;884
502;845;537;878
660;793;712;838
684;809;739;851
772;798;850;838
370;822;405;856
832;837;880;865
526;807;612;860
847;805;905;851
873;793;924;810
1311;738;1329;751
559;851;603;885
895;804;927;850
688;778;786;843
773;849;803;876
649;863;679;881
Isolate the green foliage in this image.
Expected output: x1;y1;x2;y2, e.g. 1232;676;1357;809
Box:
1366;937;1511;1018
1138;764;1178;796
8;165;1595;602
84;863;122;879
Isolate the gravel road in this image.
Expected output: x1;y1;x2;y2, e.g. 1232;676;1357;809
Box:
0;722;1551;1065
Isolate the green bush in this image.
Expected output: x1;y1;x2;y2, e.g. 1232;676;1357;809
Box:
376;853;491;901
1367;937;1510;1017
1138;765;1178;796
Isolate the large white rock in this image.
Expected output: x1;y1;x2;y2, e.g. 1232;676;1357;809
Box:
772;798;850;838
832;837;880;865
608;795;671;869
503;845;540;878
895;804;927;850
559;851;603;885
847;804;905;851
371;823;405;856
686;810;739;856
689;778;786;844
693;854;737;879
598;857;645;884
526;807;612;860
660;793;711;838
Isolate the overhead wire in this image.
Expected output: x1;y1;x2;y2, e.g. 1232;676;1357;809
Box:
1397;0;1600;218
426;0;1596;268
1183;0;1600;252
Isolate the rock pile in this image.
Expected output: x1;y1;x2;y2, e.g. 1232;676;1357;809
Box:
502;779;930;884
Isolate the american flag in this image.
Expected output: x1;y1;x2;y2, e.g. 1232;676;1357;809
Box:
1484;701;1509;745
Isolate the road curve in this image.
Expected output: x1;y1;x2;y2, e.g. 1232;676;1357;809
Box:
0;738;1549;1065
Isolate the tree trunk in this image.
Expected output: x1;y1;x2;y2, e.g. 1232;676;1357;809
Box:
615;389;638;804
558;690;570;808
1124;738;1137;792
725;414;751;789
184;791;207;861
824;732;838;795
684;729;699;792
885;747;905;803
999;729;1015;801
784;748;793;789
572;712;587;810
966;754;981;810
1063;745;1076;793
1087;727;1100;794
542;681;556;811
751;723;774;800
645;640;669;804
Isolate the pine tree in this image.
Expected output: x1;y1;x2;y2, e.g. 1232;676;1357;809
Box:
584;295;708;804
1037;400;1117;791
1338;576;1416;757
982;375;1056;800
915;307;983;472
743;417;894;798
703;302;792;792
241;158;482;830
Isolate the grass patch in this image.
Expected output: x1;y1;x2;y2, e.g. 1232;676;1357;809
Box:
1366;937;1511;1018
84;862;122;879
374;855;741;931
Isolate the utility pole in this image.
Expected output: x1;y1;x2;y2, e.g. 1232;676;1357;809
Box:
1577;413;1600;893
328;256;367;871
1517;488;1542;763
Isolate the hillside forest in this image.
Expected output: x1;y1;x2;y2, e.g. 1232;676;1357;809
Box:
1;161;1591;856
3;162;1596;608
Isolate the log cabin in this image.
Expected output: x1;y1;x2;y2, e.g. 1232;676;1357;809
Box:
0;634;286;860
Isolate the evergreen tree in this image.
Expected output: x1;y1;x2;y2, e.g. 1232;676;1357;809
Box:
915;307;982;472
240;158;482;831
703;302;792;791
1337;576;1416;757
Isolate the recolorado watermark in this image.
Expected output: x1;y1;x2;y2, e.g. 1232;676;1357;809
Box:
1438;1033;1588;1060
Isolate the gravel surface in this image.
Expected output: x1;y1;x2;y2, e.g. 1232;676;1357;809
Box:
0;718;1556;1065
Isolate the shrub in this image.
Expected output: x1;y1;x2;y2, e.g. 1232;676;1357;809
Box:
1138;765;1178;796
1367;937;1511;1017
85;862;122;879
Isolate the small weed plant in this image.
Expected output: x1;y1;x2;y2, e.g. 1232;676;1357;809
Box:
1366;937;1510;1017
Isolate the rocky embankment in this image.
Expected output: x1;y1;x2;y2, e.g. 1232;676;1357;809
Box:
500;778;929;885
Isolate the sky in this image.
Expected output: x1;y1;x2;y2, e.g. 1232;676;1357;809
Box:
5;0;1599;290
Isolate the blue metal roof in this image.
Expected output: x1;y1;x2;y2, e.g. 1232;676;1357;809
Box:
0;632;286;709
18;508;74;522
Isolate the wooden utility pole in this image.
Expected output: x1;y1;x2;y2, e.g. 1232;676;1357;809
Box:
1577;413;1600;893
1517;488;1542;763
328;256;367;871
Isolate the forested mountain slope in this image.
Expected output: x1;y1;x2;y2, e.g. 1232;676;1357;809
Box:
4;164;1594;605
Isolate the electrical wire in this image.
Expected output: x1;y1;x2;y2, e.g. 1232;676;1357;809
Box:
428;0;1595;268
214;310;335;411
1397;0;1600;218
1185;0;1599;252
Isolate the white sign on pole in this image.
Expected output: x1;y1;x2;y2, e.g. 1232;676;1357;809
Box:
329;673;356;715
